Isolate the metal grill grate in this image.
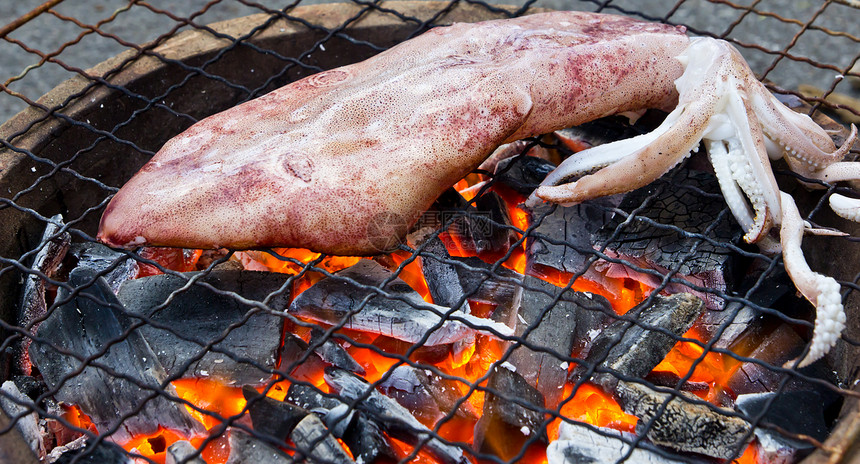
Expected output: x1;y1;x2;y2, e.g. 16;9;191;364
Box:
1;1;859;464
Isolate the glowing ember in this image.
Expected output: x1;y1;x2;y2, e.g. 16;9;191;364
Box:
66;171;764;464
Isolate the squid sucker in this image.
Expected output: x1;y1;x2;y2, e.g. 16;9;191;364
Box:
98;11;858;367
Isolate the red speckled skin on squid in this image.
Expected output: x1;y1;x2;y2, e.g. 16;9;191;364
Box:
98;11;688;255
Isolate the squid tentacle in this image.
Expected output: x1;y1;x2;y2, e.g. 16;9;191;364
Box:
779;192;846;367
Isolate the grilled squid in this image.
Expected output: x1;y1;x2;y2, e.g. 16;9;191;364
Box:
99;11;858;367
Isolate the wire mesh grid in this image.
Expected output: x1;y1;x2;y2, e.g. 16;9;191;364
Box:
1;1;859;463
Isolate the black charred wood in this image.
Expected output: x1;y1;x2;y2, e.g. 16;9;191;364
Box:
29;268;204;443
166;441;206;464
287;383;396;464
644;371;710;395
616;381;751;459
593;168;742;310
68;242;138;293
415;235;469;312
324;367;468;464
0;380;43;459
527;199;614;278
290;260;507;346
552;114;660;151
492;155;555;196
509;276;612;408
243;386;309;442
18;214;70;375
310;328;365;375
291;413;355;464
378;364;479;423
450;256;523;327
473;364;546;461
117;270;288;385
547;421;703;464
226;429;294;464
53;440;132;464
574;293;703;392
736;391;828;443
470;191;517;255
278;333;329;384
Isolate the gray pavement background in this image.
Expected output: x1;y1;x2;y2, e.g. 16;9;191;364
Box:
0;0;858;124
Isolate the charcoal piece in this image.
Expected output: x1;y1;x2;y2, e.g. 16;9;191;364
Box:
527;199;615;278
287;383;396;463
509;276;612;408
290;260;511;346
278;333;328;382
450;256;524;326
470;191;517;254
593;169;742;310
0;403;39;464
547;421;700;464
291;414;355;464
726;324;808;395
226;429;294;464
493;154;556;195
29;268;204;443
324;367;468;464
424;188;513;256
0;381;43;459
310;328;365;375
416;235;470;312
53;441;132;464
616;381;751;459
69;242;138;293
166;440;206;464
552;114;659;151
378;365;478;423
117;270;289;385
243;387;309;442
699;271;794;347
644;372;710;395
18;214;70;375
473;364;546;461
736;391;828;444
574;293;704;392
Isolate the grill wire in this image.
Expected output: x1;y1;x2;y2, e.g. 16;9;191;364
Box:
1;1;860;464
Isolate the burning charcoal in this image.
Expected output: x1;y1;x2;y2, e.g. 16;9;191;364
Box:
291;414;355;464
726;323;812;395
616;381;752;459
474;364;546;461
736;391;826;463
278;333;328;382
492;152;556;196
68;242;138;293
414;234;470;313
593;168;742;310
53;441;133;464
29;268;203;443
243;387;309;442
310;328;365;375
17;214;70;375
424;188;514;256
287;383;396;463
699;271;794;347
0;381;43;459
166;441;206;464
324;367;468;464
378;365;479;423
226;429;294;464
644;371;710;395
450;256;524;327
117;270;288;385
547;420;702;464
510;276;613;407
574;293;704;391
470;191;517;254
527;199;615;279
290;259;511;346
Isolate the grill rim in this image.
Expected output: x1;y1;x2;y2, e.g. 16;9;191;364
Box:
0;2;859;463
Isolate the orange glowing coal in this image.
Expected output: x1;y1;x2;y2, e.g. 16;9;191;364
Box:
65;171;762;464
